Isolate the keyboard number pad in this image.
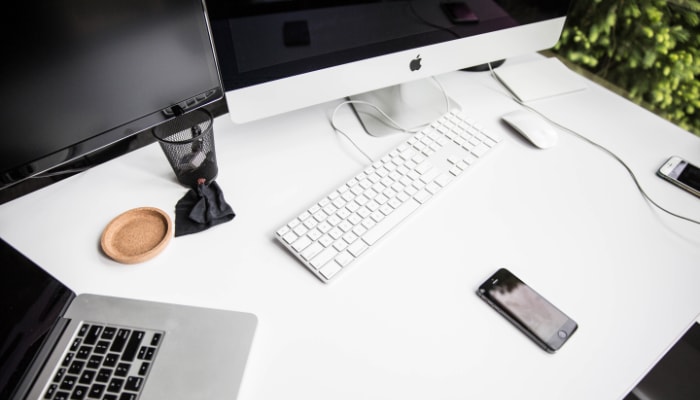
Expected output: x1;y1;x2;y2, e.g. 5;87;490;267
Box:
42;322;164;400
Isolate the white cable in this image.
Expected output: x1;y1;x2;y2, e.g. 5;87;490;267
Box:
486;62;700;226
330;100;375;163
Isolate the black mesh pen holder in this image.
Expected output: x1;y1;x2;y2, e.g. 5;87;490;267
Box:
153;109;218;188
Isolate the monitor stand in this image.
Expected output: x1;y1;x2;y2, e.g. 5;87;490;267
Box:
349;78;459;137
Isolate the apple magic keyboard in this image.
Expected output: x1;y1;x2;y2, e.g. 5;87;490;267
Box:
275;110;502;283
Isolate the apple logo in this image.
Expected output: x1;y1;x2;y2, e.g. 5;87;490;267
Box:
409;55;422;71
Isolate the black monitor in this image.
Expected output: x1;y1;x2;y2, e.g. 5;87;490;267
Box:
0;0;223;193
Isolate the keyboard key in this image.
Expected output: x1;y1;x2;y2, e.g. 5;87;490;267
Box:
84;326;102;345
104;353;119;367
87;355;103;369
88;384;105;399
62;353;74;367
101;327;117;340
94;341;110;354
53;368;67;383
110;329;130;353
124;376;143;392
71;385;89;400
60;375;77;391
319;261;342;280
150;333;162;346
45;384;58;399
54;391;70;400
309;246;338;270
68;360;85;374
122;331;144;362
107;378;124;393
138;362;151;376
96;369;112;383
115;363;130;377
77;325;90;337
79;369;96;385
75;347;91;360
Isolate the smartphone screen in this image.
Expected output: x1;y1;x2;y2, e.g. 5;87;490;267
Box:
674;161;700;191
478;268;577;352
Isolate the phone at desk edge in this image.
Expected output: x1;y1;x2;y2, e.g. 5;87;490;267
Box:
657;156;700;198
275;110;503;283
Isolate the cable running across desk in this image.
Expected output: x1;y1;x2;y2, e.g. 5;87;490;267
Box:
275;110;502;283
486;62;700;226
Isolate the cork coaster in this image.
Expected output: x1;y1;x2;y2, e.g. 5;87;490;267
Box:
101;207;173;264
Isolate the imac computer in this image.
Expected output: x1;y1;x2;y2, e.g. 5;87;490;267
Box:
0;0;223;193
206;0;572;130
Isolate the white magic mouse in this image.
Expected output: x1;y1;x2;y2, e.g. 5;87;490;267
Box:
501;109;558;149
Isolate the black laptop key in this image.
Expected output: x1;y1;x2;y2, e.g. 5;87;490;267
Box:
150;332;162;346
84;325;102;345
119;392;137;400
77;324;90;337
68;360;84;375
124;376;143;392
60;375;77;391
70;338;82;352
107;378;124;393
88;383;105;399
87;355;103;369
121;330;144;361
54;391;70;400
44;383;58;399
137;362;150;376
75;346;91;360
144;347;156;360
115;363;130;377
96;368;112;383
104;353;119;367
103;395;117;400
71;385;89;400
137;346;157;361
102;326;117;340
61;352;74;367
79;369;96;385
95;340;110;354
110;329;131;353
53;367;66;382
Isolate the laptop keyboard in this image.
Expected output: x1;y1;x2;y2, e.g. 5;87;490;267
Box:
42;322;164;400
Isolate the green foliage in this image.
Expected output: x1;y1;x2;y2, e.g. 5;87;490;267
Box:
553;0;700;135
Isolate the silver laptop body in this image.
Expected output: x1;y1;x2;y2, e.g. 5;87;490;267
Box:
1;238;257;400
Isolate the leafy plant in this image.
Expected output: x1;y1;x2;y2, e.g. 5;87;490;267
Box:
553;0;700;135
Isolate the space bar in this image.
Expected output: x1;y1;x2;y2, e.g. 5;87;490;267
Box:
362;198;421;245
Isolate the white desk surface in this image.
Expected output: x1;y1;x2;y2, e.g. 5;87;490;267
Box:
2;54;699;400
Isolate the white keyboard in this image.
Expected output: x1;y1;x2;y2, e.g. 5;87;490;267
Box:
275;110;502;283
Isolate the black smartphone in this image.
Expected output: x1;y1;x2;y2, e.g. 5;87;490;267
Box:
477;268;577;353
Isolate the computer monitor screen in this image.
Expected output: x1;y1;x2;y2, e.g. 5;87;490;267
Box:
207;0;571;123
0;0;223;191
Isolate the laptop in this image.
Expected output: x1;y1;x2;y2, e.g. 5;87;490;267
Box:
0;238;257;400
